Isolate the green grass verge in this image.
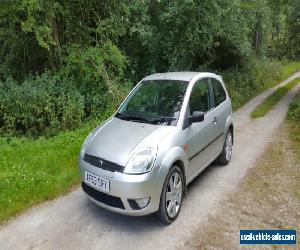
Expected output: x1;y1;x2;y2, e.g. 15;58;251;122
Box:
251;77;300;118
262;62;300;89
0;115;110;222
224;61;300;110
270;62;300;86
278;62;300;83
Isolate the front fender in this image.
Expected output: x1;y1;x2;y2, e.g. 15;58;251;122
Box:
157;146;188;183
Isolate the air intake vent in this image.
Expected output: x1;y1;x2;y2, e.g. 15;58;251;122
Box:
83;154;124;172
82;182;125;210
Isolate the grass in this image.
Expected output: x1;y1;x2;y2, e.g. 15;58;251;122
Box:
263;61;300;89
0;116;110;222
251;77;300;118
278;61;300;82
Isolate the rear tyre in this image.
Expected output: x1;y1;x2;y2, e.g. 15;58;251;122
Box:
217;130;233;165
158;165;184;224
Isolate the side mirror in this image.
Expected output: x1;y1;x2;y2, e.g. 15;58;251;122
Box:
189;111;204;123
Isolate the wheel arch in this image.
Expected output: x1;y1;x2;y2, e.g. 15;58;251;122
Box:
229;123;234;145
172;159;187;193
225;115;234;145
160;146;188;192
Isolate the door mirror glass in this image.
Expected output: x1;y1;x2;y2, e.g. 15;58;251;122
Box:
189;111;204;123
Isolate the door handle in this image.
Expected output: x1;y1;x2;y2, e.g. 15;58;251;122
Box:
213;116;218;123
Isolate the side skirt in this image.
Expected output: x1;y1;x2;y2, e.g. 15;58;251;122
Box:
186;152;221;185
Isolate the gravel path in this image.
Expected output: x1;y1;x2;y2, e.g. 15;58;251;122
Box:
1;72;300;250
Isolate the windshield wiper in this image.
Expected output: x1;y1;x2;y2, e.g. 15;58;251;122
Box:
151;117;176;125
115;113;151;123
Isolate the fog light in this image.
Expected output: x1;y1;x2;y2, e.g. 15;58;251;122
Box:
136;197;150;208
128;197;151;210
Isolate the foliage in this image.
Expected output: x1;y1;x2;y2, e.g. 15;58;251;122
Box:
2;0;298;81
251;78;300;118
287;92;300;162
288;92;300;122
268;0;300;60
285;0;300;60
0;73;84;137
123;0;277;80
0;1;45;80
223;60;300;110
62;42;127;115
0;0;300;138
223;58;281;110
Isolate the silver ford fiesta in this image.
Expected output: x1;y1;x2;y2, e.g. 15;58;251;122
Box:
78;72;233;223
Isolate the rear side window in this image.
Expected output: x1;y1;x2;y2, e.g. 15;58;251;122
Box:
211;78;226;106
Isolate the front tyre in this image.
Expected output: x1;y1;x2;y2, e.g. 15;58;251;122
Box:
217;130;233;165
158;165;184;224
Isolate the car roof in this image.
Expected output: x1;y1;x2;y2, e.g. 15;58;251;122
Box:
143;72;221;82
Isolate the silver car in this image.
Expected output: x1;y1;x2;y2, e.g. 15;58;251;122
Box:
78;72;233;223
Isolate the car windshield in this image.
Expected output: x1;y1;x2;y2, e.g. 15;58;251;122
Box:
116;80;188;125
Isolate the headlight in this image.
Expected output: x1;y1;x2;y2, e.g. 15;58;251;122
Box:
124;147;157;174
80;133;93;158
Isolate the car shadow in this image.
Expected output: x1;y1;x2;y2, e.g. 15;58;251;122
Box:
82;195;165;231
186;161;223;191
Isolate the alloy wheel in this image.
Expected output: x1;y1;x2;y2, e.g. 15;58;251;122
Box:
165;172;183;218
225;132;233;161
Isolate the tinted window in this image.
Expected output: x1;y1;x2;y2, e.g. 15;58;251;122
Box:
189;79;212;114
211;78;226;106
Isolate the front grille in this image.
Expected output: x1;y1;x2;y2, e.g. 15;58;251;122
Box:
82;182;125;210
83;154;124;173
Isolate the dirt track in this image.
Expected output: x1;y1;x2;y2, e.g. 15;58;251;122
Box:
0;72;299;250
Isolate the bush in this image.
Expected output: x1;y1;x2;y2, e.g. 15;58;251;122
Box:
252;78;300;118
223;58;286;110
0;73;84;137
62;42;127;116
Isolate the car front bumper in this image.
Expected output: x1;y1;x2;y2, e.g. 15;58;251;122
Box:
78;157;165;216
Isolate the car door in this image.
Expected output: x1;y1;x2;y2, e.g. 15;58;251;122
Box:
185;78;216;180
209;77;229;155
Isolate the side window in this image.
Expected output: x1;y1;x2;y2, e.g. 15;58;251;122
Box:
189;79;212;114
211;78;226;106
